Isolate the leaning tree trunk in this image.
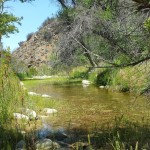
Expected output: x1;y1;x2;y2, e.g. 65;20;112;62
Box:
80;40;97;67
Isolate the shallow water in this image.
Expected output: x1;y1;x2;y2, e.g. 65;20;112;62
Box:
25;81;150;130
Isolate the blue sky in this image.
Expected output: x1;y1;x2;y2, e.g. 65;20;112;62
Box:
2;0;60;52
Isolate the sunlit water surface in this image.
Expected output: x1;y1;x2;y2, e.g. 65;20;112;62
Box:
25;81;150;131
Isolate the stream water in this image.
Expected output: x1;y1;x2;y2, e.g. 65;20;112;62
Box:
25;81;150;132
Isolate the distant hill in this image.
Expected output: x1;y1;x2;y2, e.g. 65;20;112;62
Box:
12;19;61;68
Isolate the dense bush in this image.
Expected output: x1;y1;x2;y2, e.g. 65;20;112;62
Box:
26;67;38;77
96;69;112;86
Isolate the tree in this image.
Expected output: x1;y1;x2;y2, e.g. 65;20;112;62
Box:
0;0;34;41
0;13;22;39
52;0;150;69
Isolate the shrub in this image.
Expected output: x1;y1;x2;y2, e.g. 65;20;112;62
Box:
0;50;26;123
43;31;52;41
69;67;88;79
26;67;38;77
26;32;34;41
18;41;24;46
96;69;112;86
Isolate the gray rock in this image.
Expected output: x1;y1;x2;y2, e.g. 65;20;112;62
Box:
99;86;105;89
13;113;29;121
36;138;60;150
36;124;52;139
42;108;57;115
47;132;68;141
26;108;36;119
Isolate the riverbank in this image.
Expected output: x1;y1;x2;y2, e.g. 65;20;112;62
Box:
21;61;150;96
67;62;150;95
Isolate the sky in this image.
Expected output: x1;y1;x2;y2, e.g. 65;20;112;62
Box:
2;0;60;52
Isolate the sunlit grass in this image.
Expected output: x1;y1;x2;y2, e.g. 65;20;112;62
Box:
23;76;82;88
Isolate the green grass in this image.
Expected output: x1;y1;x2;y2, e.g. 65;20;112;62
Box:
26;95;58;112
0;51;27;149
23;76;82;88
109;62;150;94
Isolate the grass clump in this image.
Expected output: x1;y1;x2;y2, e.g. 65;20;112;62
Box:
0;50;25;123
0;50;26;149
26;95;57;112
110;62;150;93
69;66;89;79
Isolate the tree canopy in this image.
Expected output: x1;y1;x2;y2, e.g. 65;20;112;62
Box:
51;0;150;69
0;0;34;40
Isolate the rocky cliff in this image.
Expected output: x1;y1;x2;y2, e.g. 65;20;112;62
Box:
12;19;60;68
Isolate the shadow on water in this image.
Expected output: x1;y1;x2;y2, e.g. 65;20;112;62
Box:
1;115;150;149
35;115;150;149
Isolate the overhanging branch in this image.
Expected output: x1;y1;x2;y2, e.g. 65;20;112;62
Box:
88;56;150;69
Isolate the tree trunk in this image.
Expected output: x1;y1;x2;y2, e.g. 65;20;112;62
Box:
80;40;97;67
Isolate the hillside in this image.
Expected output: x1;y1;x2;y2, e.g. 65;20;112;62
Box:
12;19;60;68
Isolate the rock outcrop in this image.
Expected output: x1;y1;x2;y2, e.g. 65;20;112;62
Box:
12;19;60;68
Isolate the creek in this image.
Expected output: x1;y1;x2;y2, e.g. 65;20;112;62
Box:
25;80;150;131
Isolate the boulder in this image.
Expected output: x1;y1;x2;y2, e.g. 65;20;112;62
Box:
42;94;51;98
36;124;52;139
99;86;105;89
82;80;90;85
13;113;29;121
26;108;36;119
43;108;57;115
28;92;40;96
36;138;60;150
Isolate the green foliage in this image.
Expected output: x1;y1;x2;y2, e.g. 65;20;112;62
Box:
114;54;131;66
69;67;88;79
77;0;94;8
88;71;97;83
0;13;22;37
17;72;27;80
0;0;35;38
57;7;74;24
144;17;150;31
110;69;130;92
16;67;38;79
27;95;57;111
26;67;38;77
0;50;25;124
96;69;112;86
